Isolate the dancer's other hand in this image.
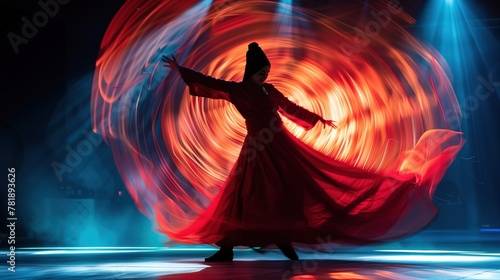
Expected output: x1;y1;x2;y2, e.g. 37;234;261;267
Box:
321;119;337;129
162;55;180;72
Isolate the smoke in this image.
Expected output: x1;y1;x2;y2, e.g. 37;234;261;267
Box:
4;73;166;247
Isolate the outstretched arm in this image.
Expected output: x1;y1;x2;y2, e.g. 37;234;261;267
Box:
163;55;237;101
269;85;337;130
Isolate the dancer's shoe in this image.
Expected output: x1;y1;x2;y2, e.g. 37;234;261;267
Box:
204;246;234;262
276;243;299;260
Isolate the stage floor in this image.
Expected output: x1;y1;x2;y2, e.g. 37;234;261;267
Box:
2;243;500;279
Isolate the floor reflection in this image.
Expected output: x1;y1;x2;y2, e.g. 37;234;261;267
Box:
2;247;500;279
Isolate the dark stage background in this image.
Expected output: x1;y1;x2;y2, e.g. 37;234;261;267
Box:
1;0;499;247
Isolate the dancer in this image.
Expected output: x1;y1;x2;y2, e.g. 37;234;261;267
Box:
162;42;456;262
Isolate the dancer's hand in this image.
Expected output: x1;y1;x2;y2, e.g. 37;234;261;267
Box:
321;119;337;129
162;55;179;72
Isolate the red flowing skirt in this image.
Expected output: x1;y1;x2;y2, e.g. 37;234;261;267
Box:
168;118;463;248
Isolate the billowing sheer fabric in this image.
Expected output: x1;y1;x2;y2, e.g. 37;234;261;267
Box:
160;67;464;248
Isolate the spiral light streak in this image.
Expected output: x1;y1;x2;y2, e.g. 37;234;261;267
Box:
91;0;463;238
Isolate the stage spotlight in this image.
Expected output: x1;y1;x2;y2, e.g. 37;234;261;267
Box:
420;0;500;232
